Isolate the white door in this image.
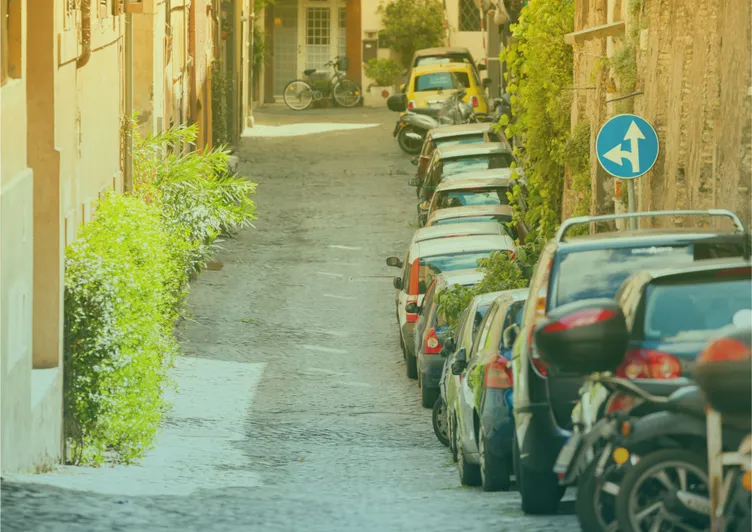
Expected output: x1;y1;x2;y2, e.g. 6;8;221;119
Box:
300;0;347;73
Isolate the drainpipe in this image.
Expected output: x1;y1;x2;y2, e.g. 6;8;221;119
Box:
77;0;92;69
124;0;134;192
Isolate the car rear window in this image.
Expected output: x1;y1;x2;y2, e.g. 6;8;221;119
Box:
434;188;510;209
644;277;752;339
414;72;471;92
436;134;485;148
415;55;472;67
442;153;515;176
434;215;511;225
552;245;701;308
418;250;496;293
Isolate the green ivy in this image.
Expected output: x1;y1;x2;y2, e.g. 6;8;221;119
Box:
211;62;232;147
563;121;592;231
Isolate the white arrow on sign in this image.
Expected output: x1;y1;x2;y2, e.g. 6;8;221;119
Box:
603;121;645;173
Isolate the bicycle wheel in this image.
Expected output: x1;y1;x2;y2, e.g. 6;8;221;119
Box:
332;78;361;108
283;80;313;111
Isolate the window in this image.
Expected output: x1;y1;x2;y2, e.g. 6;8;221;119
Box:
458;0;481;32
433;187;511;208
414;72;471;92
1;0;21;84
338;7;346;58
440;153;515;178
415;54;472;67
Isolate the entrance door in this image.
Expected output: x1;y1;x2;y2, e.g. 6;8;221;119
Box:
301;1;346;72
273;0;298;96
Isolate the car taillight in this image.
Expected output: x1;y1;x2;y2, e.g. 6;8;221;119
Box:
408;100;416;110
543;308;616;333
605;391;634;414
424;327;442;354
698;337;751;363
484;356;513;388
470;95;479;108
616;349;682;379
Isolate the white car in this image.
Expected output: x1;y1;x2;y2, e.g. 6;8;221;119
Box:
386;234;516;379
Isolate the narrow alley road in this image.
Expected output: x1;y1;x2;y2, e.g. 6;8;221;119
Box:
2;107;579;532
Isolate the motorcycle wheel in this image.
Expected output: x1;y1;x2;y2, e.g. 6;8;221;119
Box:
576;458;622;532
397;125;424;155
615;448;709;532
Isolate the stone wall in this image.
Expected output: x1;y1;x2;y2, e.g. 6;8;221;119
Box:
566;0;751;229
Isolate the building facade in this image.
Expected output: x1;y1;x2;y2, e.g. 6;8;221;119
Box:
0;0;229;474
255;0;485;103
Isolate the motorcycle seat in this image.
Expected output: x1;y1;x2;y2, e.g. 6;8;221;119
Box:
304;68;317;76
410;108;440;118
667;385;706;417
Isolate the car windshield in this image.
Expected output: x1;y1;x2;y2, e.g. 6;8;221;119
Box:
414;72;470;92
553;245;699;308
436;134;485;148
442;153;515;176
416;55;472;67
433;188;510;208
643;278;751;340
418;251;495;292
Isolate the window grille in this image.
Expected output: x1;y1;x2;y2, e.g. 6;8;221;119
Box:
458;0;481;32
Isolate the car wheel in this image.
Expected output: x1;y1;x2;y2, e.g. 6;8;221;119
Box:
479;424;511;492
421;381;438;408
457;431;481;486
518;452;562;515
406;351;417;379
432;398;450;447
450;414;458;463
513;434;520;489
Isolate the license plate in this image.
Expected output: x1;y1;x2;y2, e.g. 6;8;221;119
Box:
429;102;443;109
554;433;581;475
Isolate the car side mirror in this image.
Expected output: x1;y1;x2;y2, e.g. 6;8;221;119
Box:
387;93;408;113
451;348;468;375
411;157;419;166
405;302;421;315
482;77;492;87
444;337;456;353
477;63;487;72
418;200;430;211
386;256;403;268
503;324;520;348
393;277;403;290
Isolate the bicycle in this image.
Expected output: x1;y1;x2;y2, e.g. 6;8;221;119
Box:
283;56;362;111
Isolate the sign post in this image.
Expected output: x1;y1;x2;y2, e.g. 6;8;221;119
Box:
595;114;660;230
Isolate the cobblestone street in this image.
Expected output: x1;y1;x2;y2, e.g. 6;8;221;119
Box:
1;107;579;532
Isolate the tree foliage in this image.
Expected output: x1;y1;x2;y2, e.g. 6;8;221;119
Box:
378;0;445;67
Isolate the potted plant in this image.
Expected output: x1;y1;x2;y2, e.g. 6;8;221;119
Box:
363;58;401;108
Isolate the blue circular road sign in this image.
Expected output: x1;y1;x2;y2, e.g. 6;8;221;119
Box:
595;114;659;180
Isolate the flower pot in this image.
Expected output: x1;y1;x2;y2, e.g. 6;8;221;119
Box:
364;86;395;108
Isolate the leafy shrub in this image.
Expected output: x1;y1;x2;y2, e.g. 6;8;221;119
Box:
211;63;232;146
378;0;445;68
364;58;402;87
64;122;257;465
64;194;187;465
133;123;257;272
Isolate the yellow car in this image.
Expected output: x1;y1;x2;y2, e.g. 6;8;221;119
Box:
403;63;488;115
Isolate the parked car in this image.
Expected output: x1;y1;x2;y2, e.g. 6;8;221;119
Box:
410;221;508;245
510;209;749;515
403;47;484;93
412;123;511;194
449;289;528;491
420;175;516;227
425;204;528;243
386;234;517;379
402;63;488;115
436;292;503;448
413;143;516;203
413;270;484;407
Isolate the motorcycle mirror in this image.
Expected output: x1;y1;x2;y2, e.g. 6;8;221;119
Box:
387;93;408;113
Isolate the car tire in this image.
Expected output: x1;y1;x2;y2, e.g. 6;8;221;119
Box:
518;453;562;515
450;414;459;463
479;424;511;492
406;351;417;379
457;432;481;486
421;381;438;408
432;398;450;447
512;434;520;489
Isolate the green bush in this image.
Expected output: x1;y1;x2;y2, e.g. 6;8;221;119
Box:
378;0;445;68
64;123;257;465
211;63;232;147
364;58;402;87
64;194;187;465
